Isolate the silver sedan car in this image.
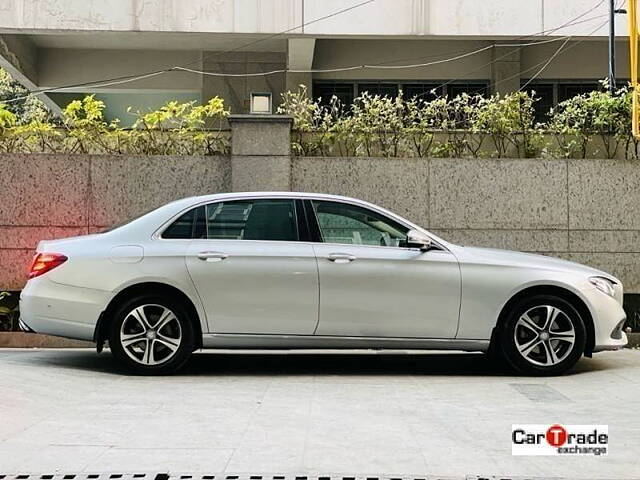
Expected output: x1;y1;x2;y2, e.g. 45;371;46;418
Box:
20;192;627;375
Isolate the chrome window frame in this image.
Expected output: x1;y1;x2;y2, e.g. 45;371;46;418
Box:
152;193;450;253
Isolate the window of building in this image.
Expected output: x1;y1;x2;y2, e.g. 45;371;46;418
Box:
522;81;611;124
447;82;489;98
313;82;355;108
521;83;554;124
313;80;490;109
311;200;408;247
356;82;399;98
403;83;444;100
557;82;602;103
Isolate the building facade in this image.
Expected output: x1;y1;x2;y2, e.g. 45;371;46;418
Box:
0;0;631;122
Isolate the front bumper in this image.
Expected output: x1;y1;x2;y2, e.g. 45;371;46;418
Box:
583;285;628;352
19;277;110;342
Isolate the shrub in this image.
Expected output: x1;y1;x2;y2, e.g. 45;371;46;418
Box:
0;96;230;155
278;83;638;159
473;91;543;158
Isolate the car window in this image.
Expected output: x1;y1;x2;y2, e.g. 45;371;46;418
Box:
311;200;408;247
207;199;298;241
162;205;206;239
163;200;299;241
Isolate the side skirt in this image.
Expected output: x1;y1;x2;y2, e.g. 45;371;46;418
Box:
201;333;489;351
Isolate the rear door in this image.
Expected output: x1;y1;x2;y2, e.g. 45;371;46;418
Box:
178;198;319;335
307;199;461;339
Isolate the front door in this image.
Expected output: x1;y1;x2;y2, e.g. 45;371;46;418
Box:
185;198;319;335
308;199;461;339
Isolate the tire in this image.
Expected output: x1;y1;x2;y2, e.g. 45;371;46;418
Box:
108;293;195;375
499;294;586;376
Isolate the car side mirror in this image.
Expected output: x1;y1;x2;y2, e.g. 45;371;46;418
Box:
406;229;433;251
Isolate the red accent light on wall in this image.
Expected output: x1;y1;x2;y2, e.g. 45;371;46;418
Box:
28;253;68;279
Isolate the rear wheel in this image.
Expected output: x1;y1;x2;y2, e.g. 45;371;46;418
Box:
500;294;586;376
108;294;195;375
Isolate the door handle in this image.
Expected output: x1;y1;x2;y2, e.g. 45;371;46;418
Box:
327;253;356;263
197;251;228;262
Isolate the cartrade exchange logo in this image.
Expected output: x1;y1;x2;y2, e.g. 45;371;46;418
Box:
512;424;608;456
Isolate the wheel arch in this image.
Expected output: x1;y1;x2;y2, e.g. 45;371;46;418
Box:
493;284;596;356
94;282;203;352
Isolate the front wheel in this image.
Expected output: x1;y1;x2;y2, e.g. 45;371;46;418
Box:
108;294;195;375
500;295;586;376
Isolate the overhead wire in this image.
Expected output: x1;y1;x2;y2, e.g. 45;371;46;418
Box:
2;0;613;105
3;0;375;104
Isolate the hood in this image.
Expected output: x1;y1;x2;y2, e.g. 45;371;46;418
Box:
449;245;617;281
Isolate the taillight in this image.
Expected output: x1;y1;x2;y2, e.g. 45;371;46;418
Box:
28;253;68;279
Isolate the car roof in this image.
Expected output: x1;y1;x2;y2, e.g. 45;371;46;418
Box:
184;191;369;204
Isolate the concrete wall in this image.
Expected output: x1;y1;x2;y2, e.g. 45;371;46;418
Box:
0;154;230;289
292;157;640;293
2;152;640;294
0;0;621;37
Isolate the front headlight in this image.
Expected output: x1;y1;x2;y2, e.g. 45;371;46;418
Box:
590;276;616;297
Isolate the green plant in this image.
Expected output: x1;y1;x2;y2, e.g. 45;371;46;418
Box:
548;83;630;159
0;95;230;155
0;291;19;332
473;92;543;158
62;94;112;154
129;97;230;155
0;67;50;124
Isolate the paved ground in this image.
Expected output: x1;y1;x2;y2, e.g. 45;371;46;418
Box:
0;348;639;479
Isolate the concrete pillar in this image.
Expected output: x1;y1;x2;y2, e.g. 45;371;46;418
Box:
228;114;293;192
202;52;286;114
285;38;316;97
491;45;521;95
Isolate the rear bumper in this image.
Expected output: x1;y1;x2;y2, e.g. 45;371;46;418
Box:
19;277;110;342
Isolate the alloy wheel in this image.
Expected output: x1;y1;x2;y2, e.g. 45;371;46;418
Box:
514;305;576;367
119;304;182;366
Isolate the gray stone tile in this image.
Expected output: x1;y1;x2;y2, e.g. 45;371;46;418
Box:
292;157;430;228
430;158;567;229
569;159;640;229
0;154;90;226
231;156;291;191
569;229;640;253
0;226;88;249
89;155;230;228
557;252;640;292
432;228;568;252
0;249;33;290
230;117;292;156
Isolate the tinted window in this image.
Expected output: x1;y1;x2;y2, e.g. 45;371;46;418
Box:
162;205;206;239
311;200;408;247
403;83;444;101
522;83;554;124
206;199;298;241
357;82;399;98
313;82;355;109
558;82;600;102
447;82;489;98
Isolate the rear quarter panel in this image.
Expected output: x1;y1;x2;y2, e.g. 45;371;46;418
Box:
42;235;207;334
